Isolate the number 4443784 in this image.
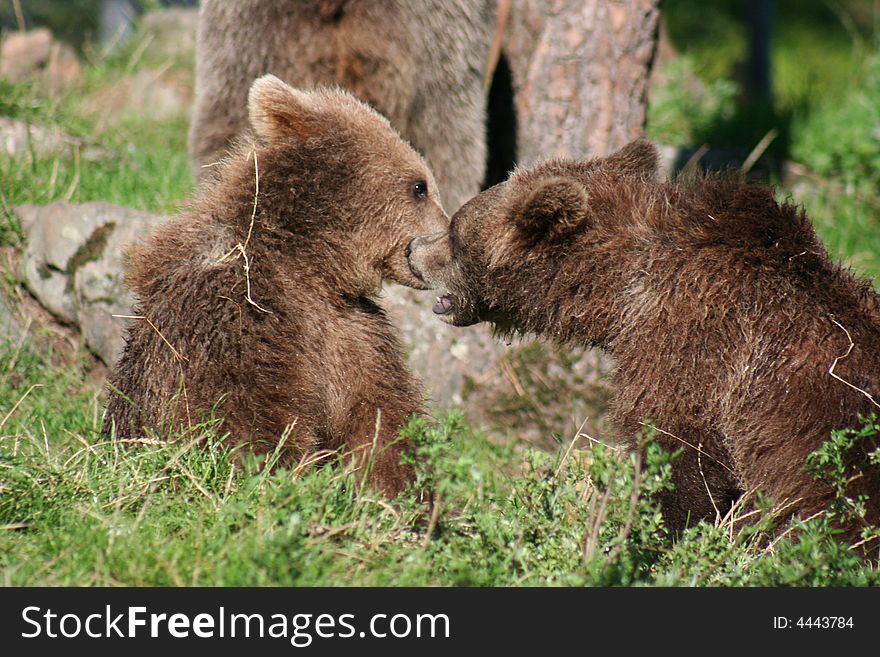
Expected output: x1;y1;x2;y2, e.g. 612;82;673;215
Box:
773;617;854;629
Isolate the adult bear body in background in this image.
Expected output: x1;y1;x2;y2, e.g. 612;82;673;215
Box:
189;0;495;214
105;76;448;497
408;139;880;544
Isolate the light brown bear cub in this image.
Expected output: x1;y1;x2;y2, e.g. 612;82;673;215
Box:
408;139;880;541
104;75;448;497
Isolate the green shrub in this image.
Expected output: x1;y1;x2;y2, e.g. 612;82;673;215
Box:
648;55;739;146
791;54;880;188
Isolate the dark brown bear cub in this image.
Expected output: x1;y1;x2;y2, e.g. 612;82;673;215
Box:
104;75;448;497
408;139;880;542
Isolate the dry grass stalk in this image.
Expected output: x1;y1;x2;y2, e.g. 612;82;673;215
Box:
0;383;43;431
764;509;825;555
113;313;192;427
602;449;643;572
741;128;778;174
638;420;737;476
420;491;442;552
582;483;614;565
218;149;272;314
12;0;25;31
697;441;722;523
499;357;525;397
292;447;337;480
828;317;880;410
361;497;400;520
554;416;589;477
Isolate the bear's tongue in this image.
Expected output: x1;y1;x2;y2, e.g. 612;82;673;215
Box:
433;295;453;315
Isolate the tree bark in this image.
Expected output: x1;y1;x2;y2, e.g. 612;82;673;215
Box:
505;0;661;164
467;0;660;447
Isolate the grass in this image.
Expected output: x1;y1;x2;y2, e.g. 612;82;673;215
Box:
2;340;878;586
650;0;880;281
662;0;877;106
1;5;880;586
0;79;191;216
0;20;193;219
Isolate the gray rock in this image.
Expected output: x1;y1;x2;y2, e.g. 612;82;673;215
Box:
14;201;507;400
19;202;93;323
656;143;679;179
0;29;53;81
385;287;615;431
381;285;505;407
0;289;24;346
17;202;165;365
0;118;103;162
73;210;163;366
0;28;82;93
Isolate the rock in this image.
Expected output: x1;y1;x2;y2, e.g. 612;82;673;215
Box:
0;28;82;93
15;201;506;405
138;8;199;62
0;28;53;81
1;246;85;367
17;202;166;366
0;117;104;162
0;118;72;160
381;286;505;408
655;143;679;179
0;288;25;346
73;212;161;366
19;202;85;323
468;341;615;449
383;287;614;443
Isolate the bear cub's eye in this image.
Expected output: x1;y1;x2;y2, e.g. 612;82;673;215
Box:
412;180;428;200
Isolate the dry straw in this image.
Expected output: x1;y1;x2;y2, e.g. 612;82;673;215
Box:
217;149;272;314
828;317;880;410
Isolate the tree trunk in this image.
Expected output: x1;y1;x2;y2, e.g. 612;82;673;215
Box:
466;0;660;447
746;0;774;103
505;0;661;163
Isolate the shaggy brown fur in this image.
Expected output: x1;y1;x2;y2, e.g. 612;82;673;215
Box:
408;139;880;542
104;76;448;497
189;0;496;213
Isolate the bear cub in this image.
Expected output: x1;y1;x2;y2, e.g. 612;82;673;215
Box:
408;139;880;541
105;75;448;497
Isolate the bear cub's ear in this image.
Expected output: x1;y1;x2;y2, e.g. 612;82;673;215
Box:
248;74;321;142
514;177;591;242
603;138;661;179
